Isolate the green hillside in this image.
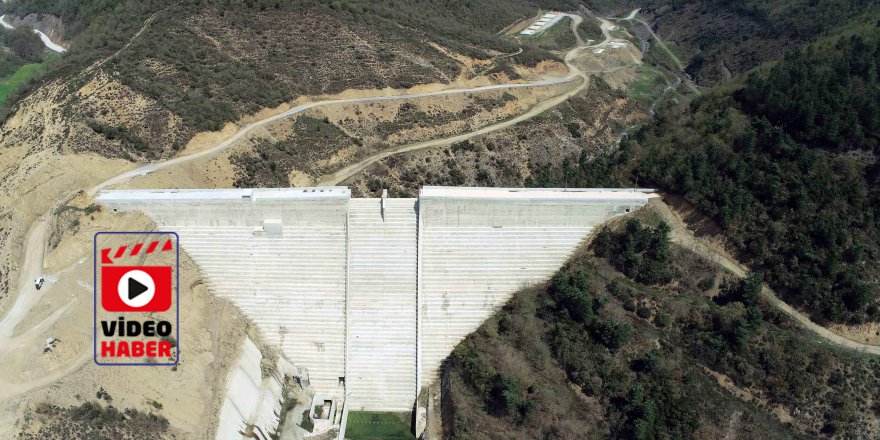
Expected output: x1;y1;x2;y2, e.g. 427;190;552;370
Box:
533;22;880;325
445;214;880;439
443;5;880;438
0;63;43;105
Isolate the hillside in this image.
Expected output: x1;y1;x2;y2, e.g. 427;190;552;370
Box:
0;0;576;160
443;207;880;439
589;0;880;84
542;34;880;325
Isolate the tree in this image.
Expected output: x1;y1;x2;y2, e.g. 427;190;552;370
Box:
591;319;632;351
593;220;672;285
2;27;44;62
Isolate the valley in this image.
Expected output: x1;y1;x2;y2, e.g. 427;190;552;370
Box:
0;6;653;438
0;0;877;439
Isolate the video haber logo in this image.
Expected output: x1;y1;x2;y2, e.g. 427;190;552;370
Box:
94;232;179;366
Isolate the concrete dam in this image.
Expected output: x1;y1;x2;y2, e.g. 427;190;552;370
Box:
97;186;654;413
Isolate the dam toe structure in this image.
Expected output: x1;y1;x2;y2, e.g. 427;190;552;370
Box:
97;186;654;416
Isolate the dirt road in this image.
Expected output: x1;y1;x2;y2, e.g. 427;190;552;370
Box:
0;220;48;339
317;80;588;185
611;9;700;94
87;77;579;196
652;200;880;356
0;218;94;403
320;13;628;185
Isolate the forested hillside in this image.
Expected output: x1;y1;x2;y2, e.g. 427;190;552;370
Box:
628;35;880;324
445;214;880;439
533;32;880;324
592;0;880;84
737;38;879;153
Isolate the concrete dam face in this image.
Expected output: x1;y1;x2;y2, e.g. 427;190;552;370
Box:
97;186;654;412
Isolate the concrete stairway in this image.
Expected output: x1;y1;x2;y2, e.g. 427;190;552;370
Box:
346;198;418;411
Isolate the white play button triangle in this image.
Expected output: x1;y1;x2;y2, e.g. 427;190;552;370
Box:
118;269;156;309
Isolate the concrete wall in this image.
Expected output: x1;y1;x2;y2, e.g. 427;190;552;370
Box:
98;186;653;419
101;188;349;393
216;336;297;440
416;187;648;386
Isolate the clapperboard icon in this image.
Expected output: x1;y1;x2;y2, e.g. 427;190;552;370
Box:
94;232;179;366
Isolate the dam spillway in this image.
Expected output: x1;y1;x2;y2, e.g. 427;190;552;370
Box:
97;186;654;412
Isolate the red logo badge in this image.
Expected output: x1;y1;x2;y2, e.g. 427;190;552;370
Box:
101;265;172;312
94;233;179;366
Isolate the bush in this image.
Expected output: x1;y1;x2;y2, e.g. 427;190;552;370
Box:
488;375;533;422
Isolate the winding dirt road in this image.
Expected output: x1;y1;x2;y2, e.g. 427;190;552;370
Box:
652;201;880;356
0;220;48;339
0;14;66;53
320;13;627;185
682;241;880;356
319;14;600;185
317;81;586;185
0;11;605;401
88;76;580;196
0;218;93;403
1;8;874;407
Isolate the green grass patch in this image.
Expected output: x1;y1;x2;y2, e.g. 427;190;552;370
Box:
627;65;668;105
610;27;629;40
811;8;880;49
0;62;43;105
299;409;314;432
345;411;414;440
